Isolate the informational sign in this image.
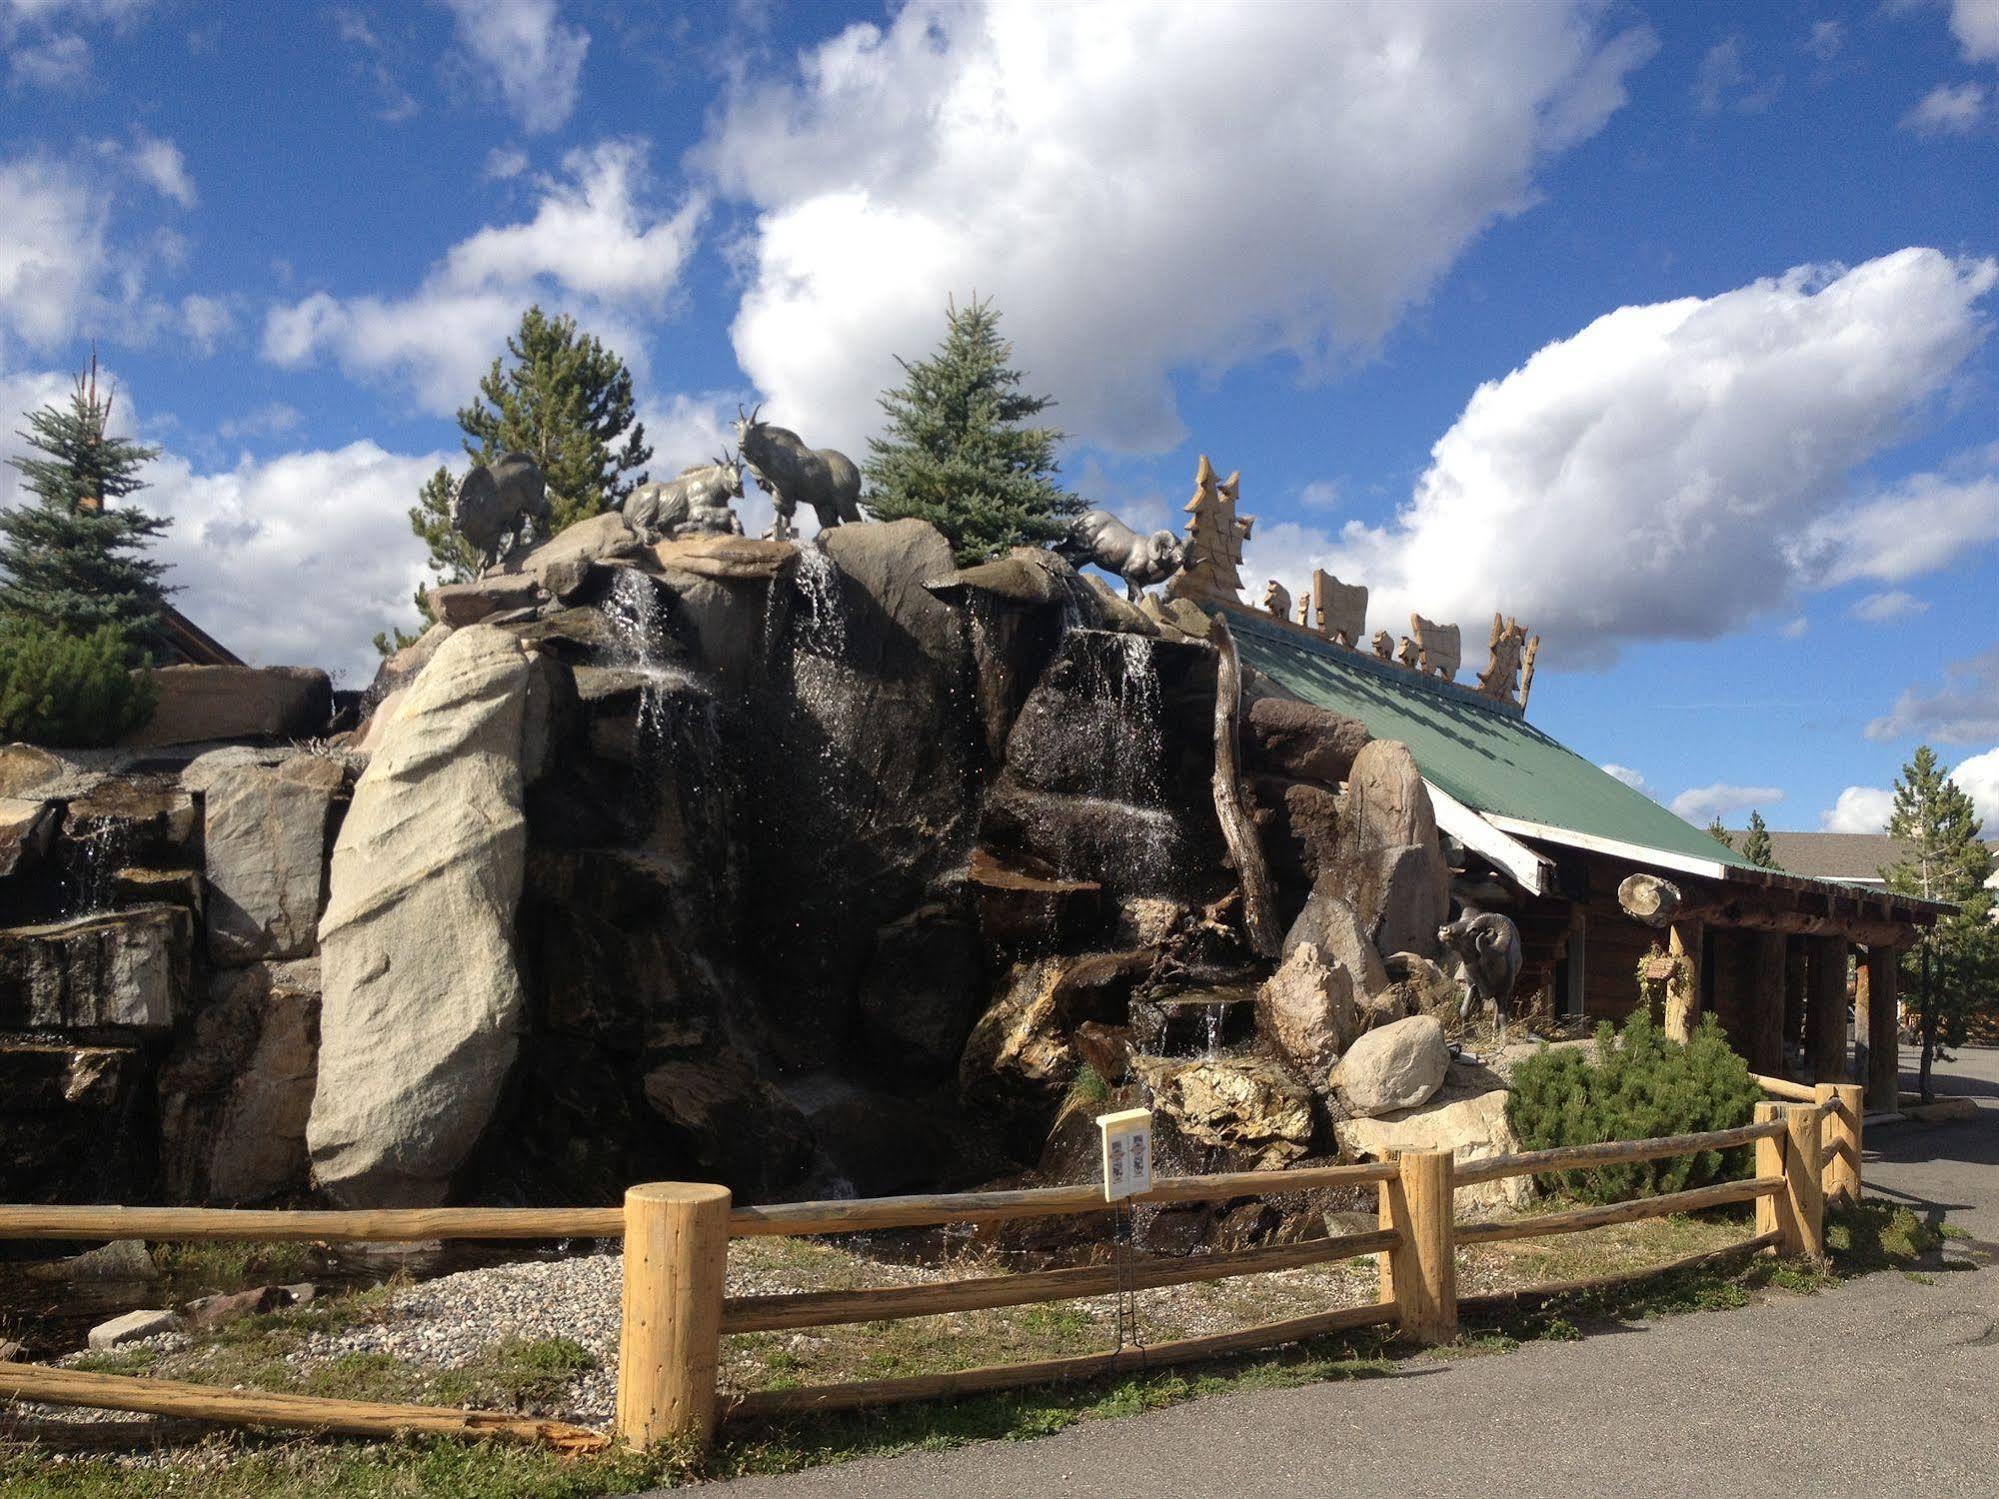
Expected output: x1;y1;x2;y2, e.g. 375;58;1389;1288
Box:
1095;1107;1154;1201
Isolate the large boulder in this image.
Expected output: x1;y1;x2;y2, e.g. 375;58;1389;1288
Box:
1131;1055;1314;1169
158;960;320;1203
1334;739;1447;960
1246;697;1370;784
1256;941;1360;1079
0;907;189;1032
1335;1084;1530;1213
307;626;538;1207
123;665;332;748
183;749;347;965
0;744;65;798
515;510;644;593
425;574;542;627
1252;775;1340;891
1330;1013;1448;1117
0;797;57;879
1281;886;1390;996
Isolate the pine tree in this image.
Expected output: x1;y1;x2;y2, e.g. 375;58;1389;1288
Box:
865;296;1081;565
2;358;171;660
456;305;651;534
1883;746;1999;1099
1740;810;1780;870
1705;817;1734;850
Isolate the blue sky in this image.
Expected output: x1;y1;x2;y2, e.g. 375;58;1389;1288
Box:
2;0;1997;835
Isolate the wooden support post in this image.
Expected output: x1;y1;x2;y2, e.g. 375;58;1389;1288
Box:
1748;931;1786;1077
1865;945;1900;1113
616;1182;731;1451
1665;918;1703;1043
1804;936;1848;1082
1815;1083;1864;1206
1782;936;1807;1074
1377;1149;1456;1344
1755;1103;1824;1258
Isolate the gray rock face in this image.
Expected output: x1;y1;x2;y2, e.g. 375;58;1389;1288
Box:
184;750;346;965
516;510;644;591
0;907;189;1032
158;960;320;1203
308;626;537;1208
88;1309;179;1349
1335;739;1447;960
426;573;542;627
1335;1082;1529;1212
1281;886;1390;998
1246;697;1371;784
1331;1014;1449;1117
123;665;332;748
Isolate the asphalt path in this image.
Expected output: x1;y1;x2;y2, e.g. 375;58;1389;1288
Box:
691;1047;1999;1499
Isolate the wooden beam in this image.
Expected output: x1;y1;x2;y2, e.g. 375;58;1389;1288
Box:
0;1365;607;1451
0;1205;624;1243
1865;945;1900;1113
1815;1083;1864;1206
1429;782;1553;895
1617;872;1683;927
1209;614;1280;958
1454;1177;1780;1247
1452;1118;1782;1185
1805;935;1849;1083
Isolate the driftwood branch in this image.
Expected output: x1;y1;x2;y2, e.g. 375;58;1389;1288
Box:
1209;614;1281;958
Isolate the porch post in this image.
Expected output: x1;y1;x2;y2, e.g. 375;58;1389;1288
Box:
1805;936;1849;1083
1864;945;1900;1112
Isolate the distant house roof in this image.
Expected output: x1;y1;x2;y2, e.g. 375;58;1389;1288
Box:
155;602;243;667
1730;830;1999;892
1227;605;1759;891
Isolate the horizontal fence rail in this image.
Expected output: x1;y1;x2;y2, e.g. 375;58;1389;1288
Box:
0;1105;1843;1455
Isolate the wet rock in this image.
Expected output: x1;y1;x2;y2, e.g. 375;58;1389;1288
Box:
960;951;1151;1137
1256;941;1360;1079
1246;698;1371;785
88;1309;179;1349
966;848;1103;944
640;1053;814;1200
123;665;332;748
183;749;346;965
1131;1055;1314;1169
0;1042;150;1201
182;1284;300;1328
0;906;190;1032
856;906;984;1080
1335;1086;1529;1213
1252;775;1340;891
158;959;320;1203
0;797;58;878
309;627;538;1208
60;780;198;873
516;511;645;589
653;534;796;582
1330;1014;1449;1117
784;1076;960;1198
426;573;542;627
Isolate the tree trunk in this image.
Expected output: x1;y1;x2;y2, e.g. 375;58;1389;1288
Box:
1208;615;1280;959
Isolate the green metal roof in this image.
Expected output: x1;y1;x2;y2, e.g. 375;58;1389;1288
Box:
1226;607;1757;872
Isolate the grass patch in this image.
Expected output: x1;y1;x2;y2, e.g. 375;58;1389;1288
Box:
148;1240;318;1289
61;1348;158;1378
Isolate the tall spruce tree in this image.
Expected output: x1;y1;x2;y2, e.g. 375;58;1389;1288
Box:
1740;810;1780;869
1882;746;1999;1099
1705;817;1734;851
2;358;170;659
392;306;651;651
865;297;1081;565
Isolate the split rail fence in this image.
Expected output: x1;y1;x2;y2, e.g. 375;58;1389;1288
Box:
0;1091;1860;1455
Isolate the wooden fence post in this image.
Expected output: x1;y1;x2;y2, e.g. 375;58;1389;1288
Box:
1755;1103;1824;1259
616;1182;732;1451
1378;1149;1455;1344
1814;1083;1864;1206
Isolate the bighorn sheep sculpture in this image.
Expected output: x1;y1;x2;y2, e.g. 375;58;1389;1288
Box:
451;451;551;568
732;405;863;540
622;455;746;542
1057;509;1185;600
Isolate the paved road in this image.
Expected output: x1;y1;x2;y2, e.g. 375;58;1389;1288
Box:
694;1048;1999;1499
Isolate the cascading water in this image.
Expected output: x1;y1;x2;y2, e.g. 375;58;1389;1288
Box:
601;568;712;774
763;544;856;756
63;818;130;916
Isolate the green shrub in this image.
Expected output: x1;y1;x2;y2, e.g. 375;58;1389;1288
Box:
1505;1012;1765;1204
0;618;155;746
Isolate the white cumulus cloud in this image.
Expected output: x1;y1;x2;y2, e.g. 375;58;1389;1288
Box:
440;0;589;135
1602;763;1653;797
1902;81;1986;135
125;132;196;208
698;0;1656;454
262;140;702;413
1820;785;1895;834
1849;590;1929;623
1869;648;1999;745
1950;745;1999;829
1953;0;1999;62
0;154;109;353
1259;248;1999;667
1670;783;1784;826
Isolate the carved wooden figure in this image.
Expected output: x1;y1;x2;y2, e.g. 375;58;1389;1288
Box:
1262;579;1292;620
1297;591;1312;628
1167;454;1251;605
1396;635;1419;670
1371;630;1395;661
1310;570;1368;647
1519;634;1540;713
1476;613;1530;701
1409;614;1460;680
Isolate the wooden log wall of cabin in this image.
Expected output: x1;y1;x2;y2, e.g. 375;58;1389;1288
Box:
1804;935;1850;1082
1707;928;1753;1047
1748;931;1787;1077
1865;945;1900;1111
1783;936;1808;1070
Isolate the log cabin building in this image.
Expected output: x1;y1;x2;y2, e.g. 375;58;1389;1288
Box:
1223;602;1943;1115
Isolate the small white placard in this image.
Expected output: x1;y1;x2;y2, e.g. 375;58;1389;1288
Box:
1096;1107;1154;1201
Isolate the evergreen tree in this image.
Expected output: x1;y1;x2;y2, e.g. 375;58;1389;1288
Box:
1705;817;1734;850
2;358;170;659
865;296;1081;565
1882;746;1999;1100
456;305;651;534
407;465;479;590
1741;810;1780;870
